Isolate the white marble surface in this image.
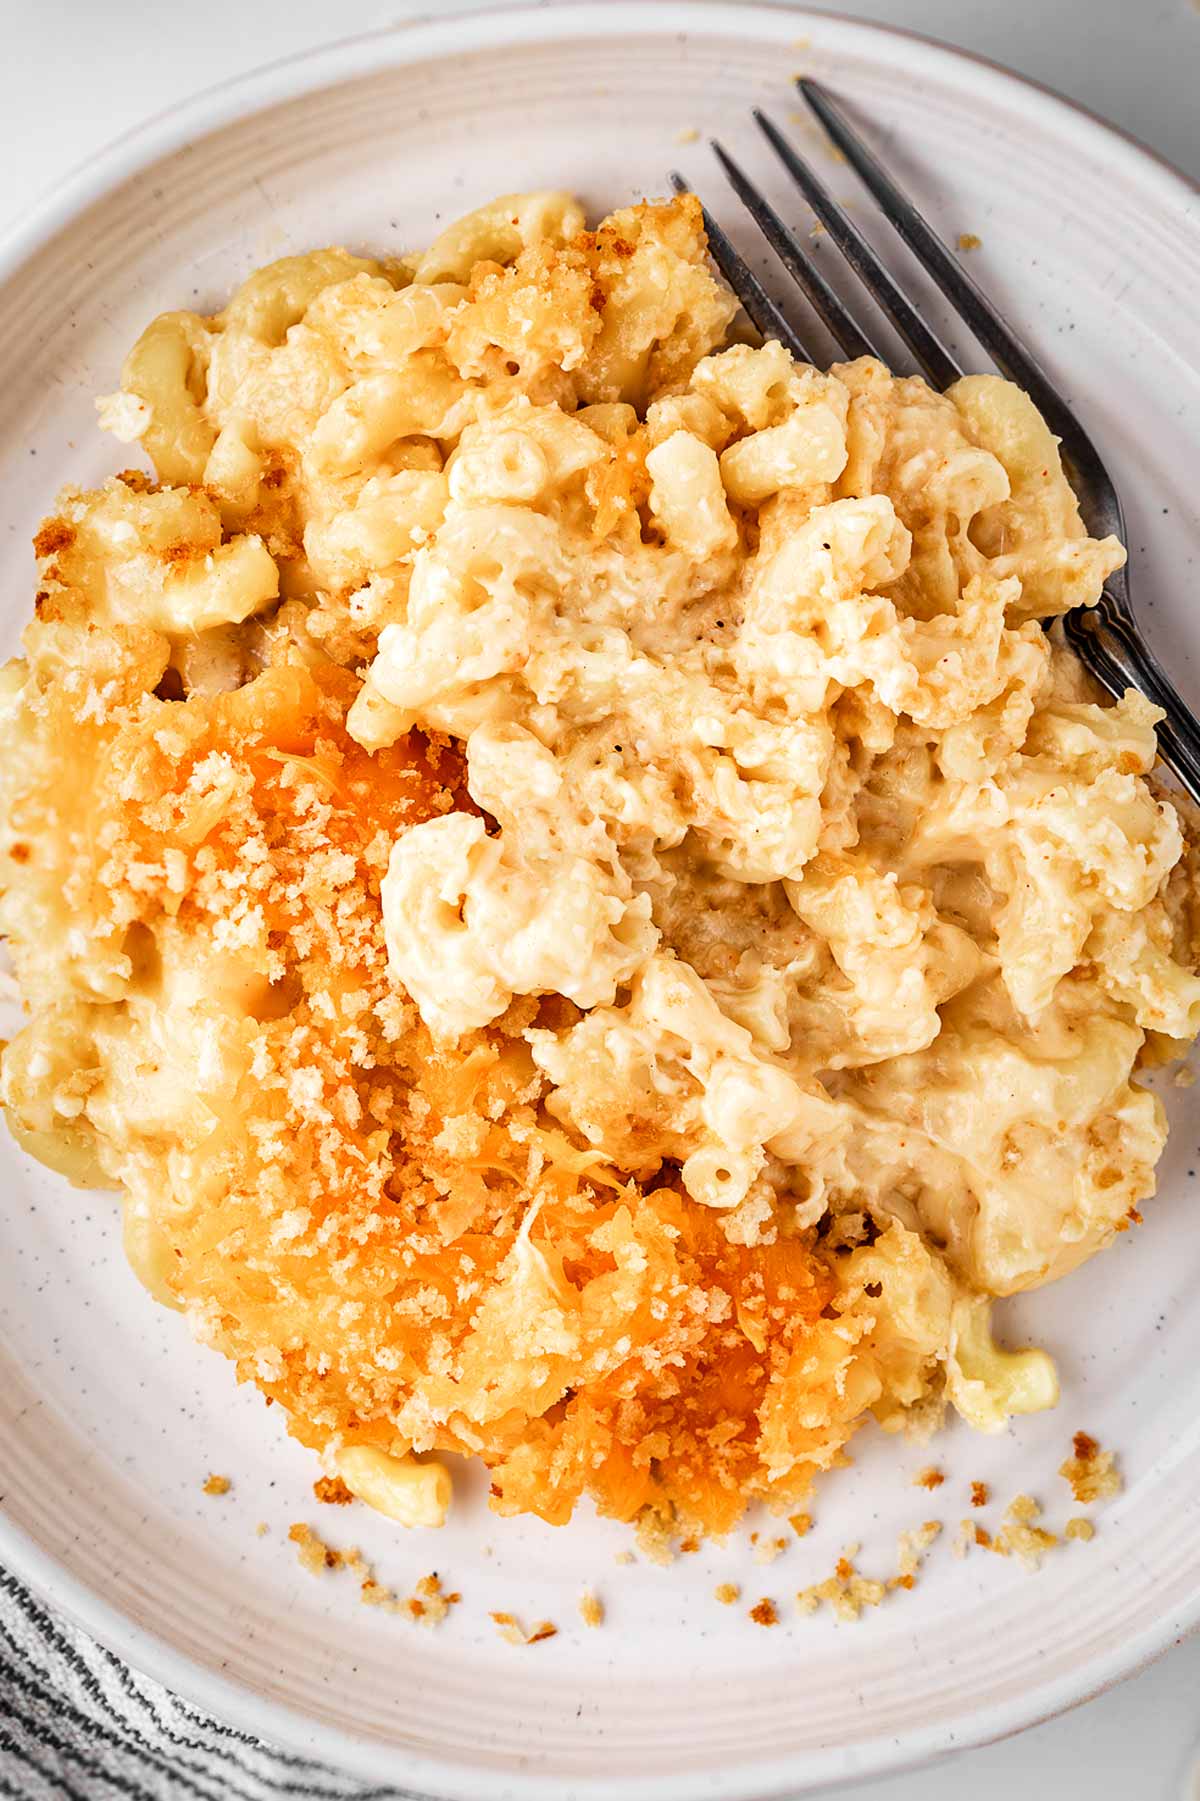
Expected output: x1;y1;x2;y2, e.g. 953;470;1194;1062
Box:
2;3;1199;1796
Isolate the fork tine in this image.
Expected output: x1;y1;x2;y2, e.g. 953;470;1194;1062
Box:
669;171;816;364
709;140;881;361
796;82;1076;410
752;109;963;391
796;80;1122;519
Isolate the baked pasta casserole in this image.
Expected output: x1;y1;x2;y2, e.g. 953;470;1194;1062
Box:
2;193;1197;1536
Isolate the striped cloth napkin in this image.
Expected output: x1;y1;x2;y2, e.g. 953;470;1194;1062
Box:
0;1566;423;1801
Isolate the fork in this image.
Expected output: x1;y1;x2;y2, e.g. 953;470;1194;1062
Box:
670;78;1200;806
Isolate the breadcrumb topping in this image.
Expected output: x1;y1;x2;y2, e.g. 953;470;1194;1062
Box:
202;1474;231;1497
634;1509;679;1567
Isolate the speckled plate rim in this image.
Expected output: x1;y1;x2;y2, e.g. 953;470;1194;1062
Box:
0;6;1198;1797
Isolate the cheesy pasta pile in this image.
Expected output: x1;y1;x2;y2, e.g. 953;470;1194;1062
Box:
1;193;1197;1536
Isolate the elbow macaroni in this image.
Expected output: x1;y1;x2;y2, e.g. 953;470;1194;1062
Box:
0;190;1194;1541
335;1446;452;1528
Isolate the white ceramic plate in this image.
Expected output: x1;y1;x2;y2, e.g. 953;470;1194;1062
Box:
0;6;1198;1797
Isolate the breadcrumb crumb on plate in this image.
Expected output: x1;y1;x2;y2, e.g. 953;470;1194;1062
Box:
314;1476;355;1506
578;1589;604;1629
890;1521;942;1589
202;1474;231;1497
492;1612;558;1646
991;1496;1059;1569
797;1544;888;1622
286;1524;459;1625
367;1570;460;1626
1060;1433;1123;1504
288;1522;345;1575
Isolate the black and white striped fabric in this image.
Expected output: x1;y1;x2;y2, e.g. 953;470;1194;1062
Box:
0;1567;421;1800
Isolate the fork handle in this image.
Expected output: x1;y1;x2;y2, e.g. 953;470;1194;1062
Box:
1061;595;1200;807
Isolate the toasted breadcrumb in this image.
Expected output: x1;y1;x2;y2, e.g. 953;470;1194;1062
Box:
970;1481;990;1507
890;1520;942;1589
313;1475;355;1505
202;1474;231;1497
957;233;983;251
1059;1433;1123;1504
578;1588;604;1628
797;1547;886;1621
714;1582;741;1606
613;1549;635;1567
788;1512;813;1538
396;1572;461;1625
634;1508;677;1567
287;1524;459;1624
674;127;700;146
1066;1517;1096;1542
355;1557;460;1625
914;1466;944;1490
751;1532;789;1565
992;1495;1058;1568
952;1517;997;1557
254;1522;269;1537
288;1521;344;1574
491;1611;558;1645
749;1598;779;1627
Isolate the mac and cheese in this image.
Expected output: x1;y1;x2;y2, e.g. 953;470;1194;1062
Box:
0;193;1195;1539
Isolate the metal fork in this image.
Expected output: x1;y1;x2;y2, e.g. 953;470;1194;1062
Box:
670;78;1200;805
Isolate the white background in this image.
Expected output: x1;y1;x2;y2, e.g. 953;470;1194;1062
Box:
2;2;1199;1797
